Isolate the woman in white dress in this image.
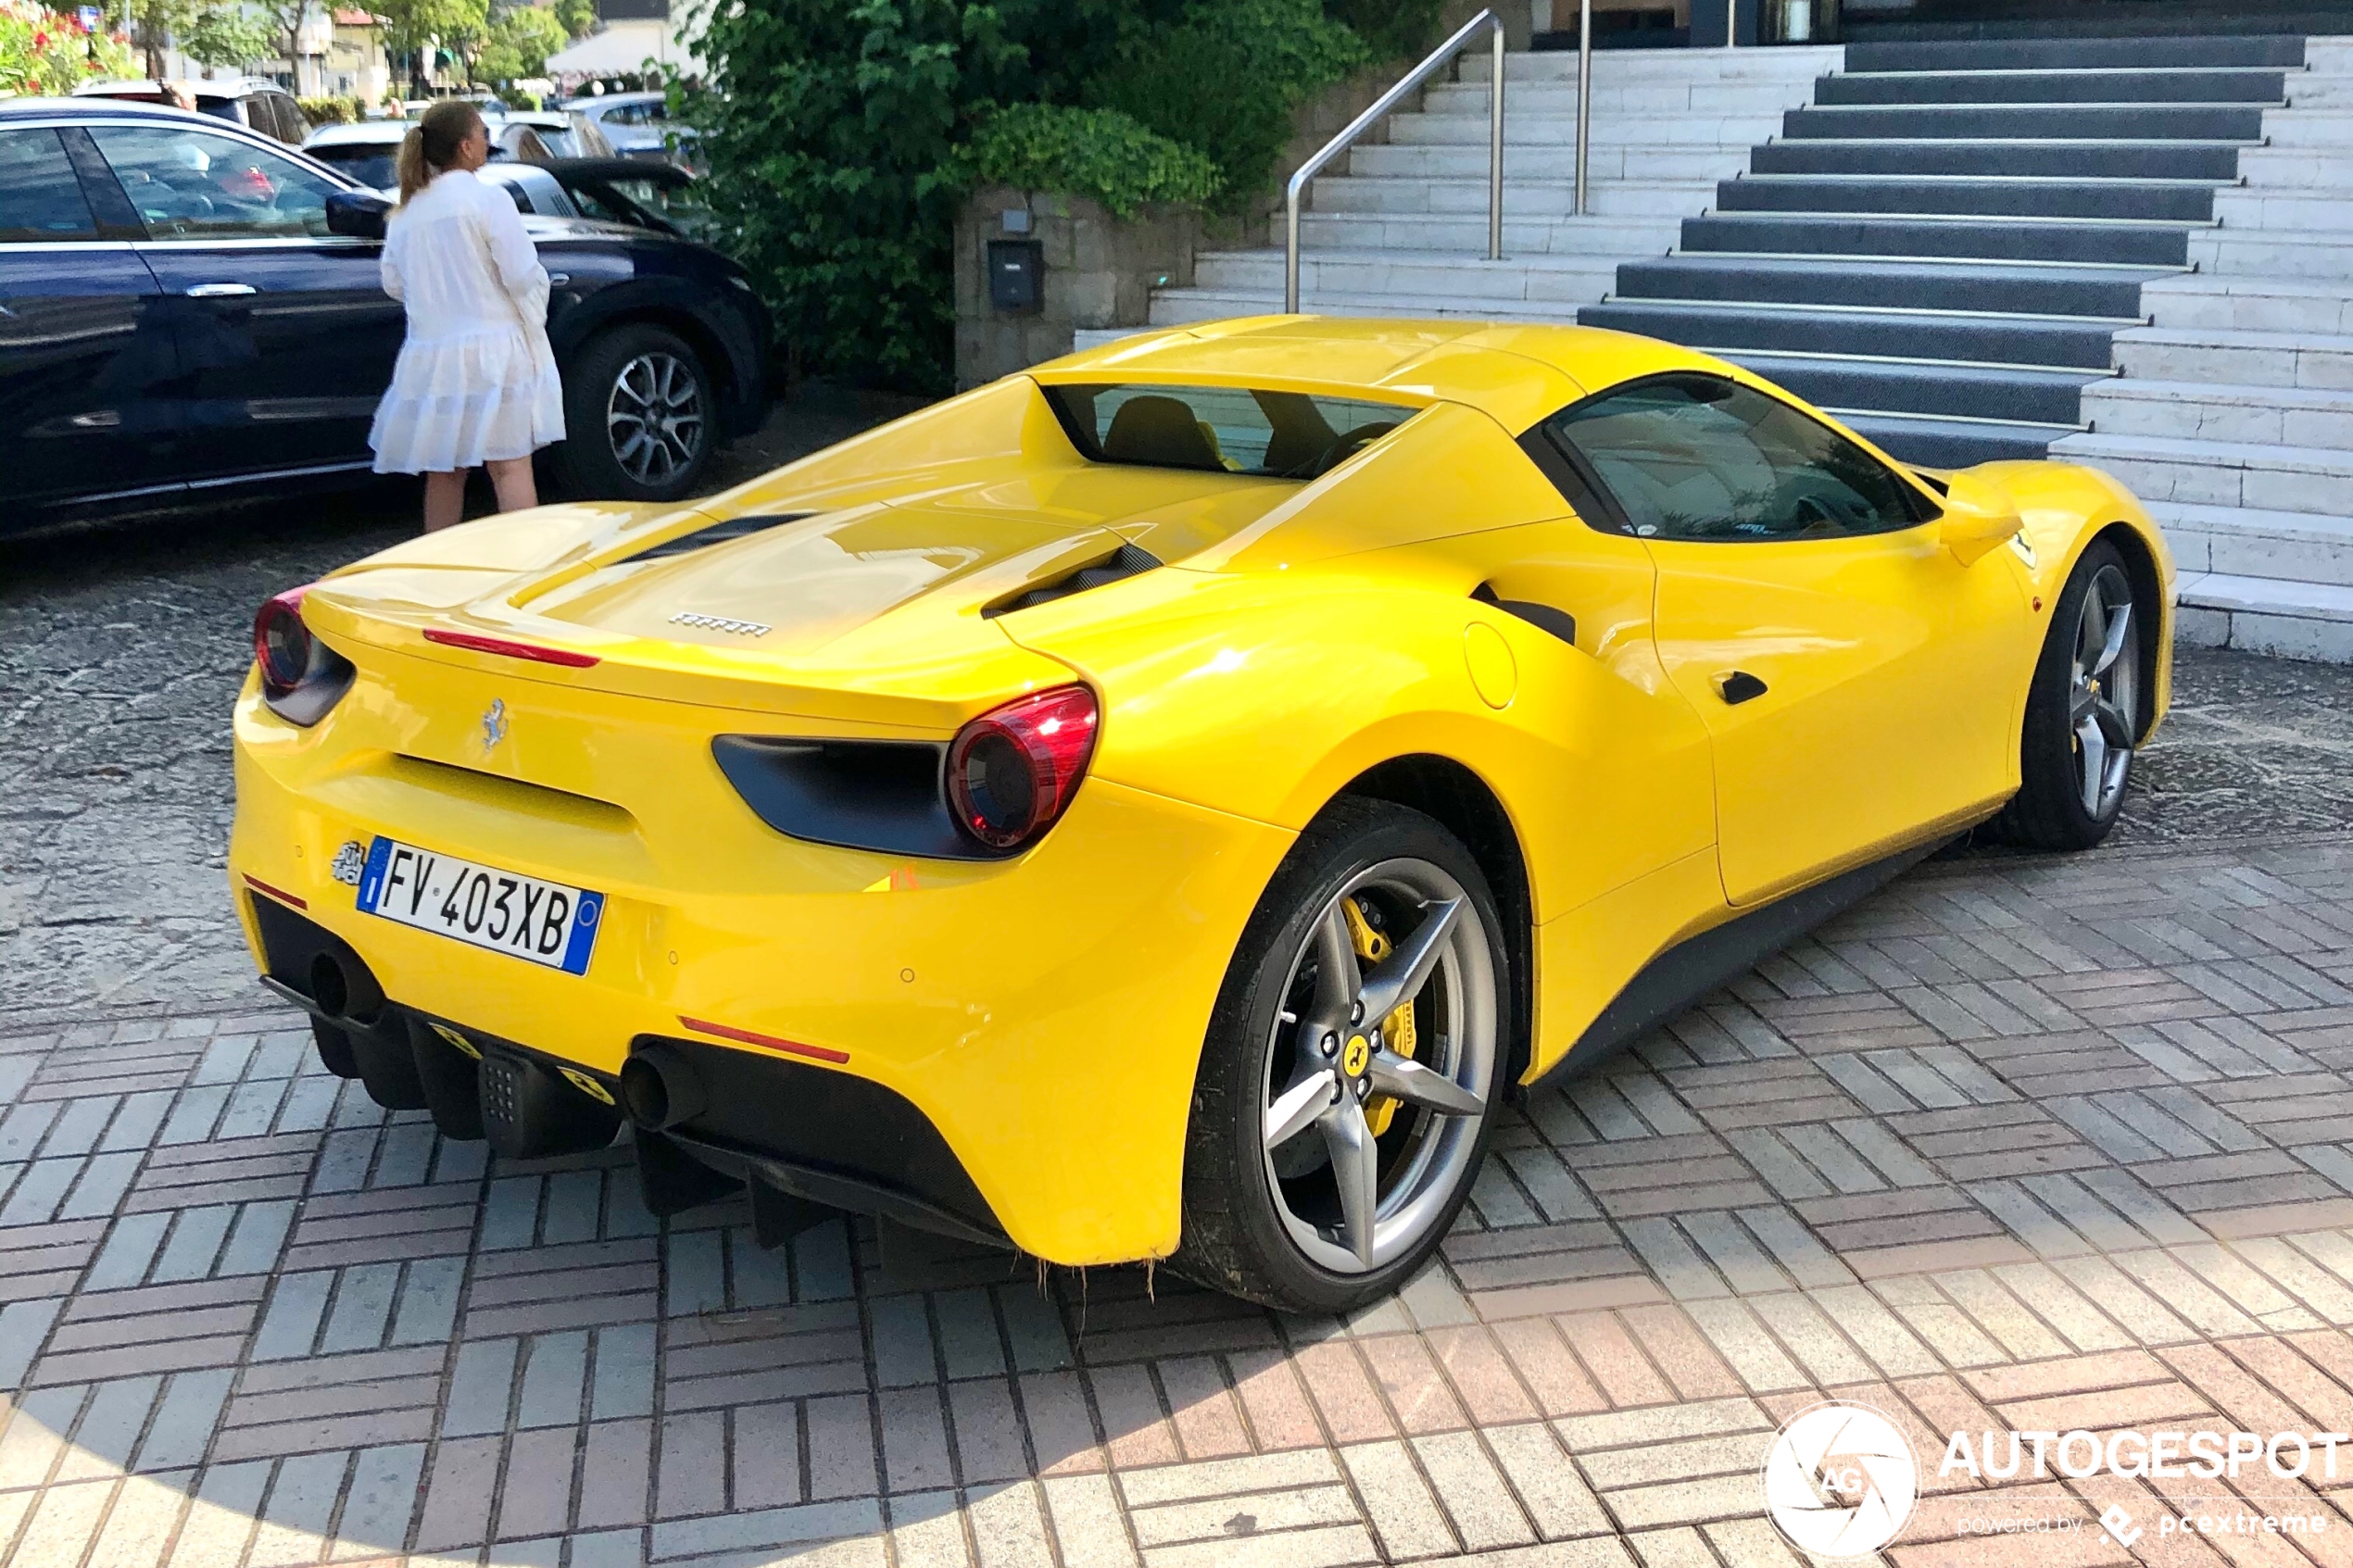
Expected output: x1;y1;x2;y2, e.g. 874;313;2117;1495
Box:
369;101;565;532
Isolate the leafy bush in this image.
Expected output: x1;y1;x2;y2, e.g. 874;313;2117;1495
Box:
966;103;1219;217
0;0;135;94
1088;0;1364;211
687;0;1405;391
297;94;362;125
1324;0;1445;61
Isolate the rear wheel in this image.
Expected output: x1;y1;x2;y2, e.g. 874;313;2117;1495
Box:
1993;538;2143;850
1173;799;1505;1312
550;323;713;501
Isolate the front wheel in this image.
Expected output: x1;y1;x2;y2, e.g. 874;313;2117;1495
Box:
1173;798;1506;1312
549;323;714;502
1993;538;2144;850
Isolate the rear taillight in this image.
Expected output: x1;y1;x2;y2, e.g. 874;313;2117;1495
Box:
254;586;313;696
946;685;1099;851
252;584;355;727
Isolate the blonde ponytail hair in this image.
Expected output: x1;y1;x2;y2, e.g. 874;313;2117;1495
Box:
396;100;484;206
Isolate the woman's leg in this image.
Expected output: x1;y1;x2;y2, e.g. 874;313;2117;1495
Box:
485;457;538;514
422;470;468;533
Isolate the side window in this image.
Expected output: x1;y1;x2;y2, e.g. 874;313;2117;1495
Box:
86;125;339;241
1541;373;1933;543
0;129;100;243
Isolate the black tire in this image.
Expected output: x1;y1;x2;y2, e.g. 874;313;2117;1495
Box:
1991;538;2144;851
549;323;714;502
1172;798;1507;1313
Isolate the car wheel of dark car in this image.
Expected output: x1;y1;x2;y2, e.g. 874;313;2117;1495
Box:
552;323;713;502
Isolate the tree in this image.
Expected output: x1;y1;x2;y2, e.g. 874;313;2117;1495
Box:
372;0;481;91
255;0;311;91
550;0;588;38
180;0;271;67
475;0;560;80
120;0;201;77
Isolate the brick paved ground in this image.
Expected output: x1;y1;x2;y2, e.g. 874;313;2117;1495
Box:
8;461;2353;1565
1;810;2350;1565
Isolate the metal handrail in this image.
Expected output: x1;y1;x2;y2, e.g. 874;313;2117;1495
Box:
1285;7;1505;314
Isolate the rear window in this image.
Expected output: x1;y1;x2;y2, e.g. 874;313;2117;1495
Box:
1045;383;1413;480
308;143;398;189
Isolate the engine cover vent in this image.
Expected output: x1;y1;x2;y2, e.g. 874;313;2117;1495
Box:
983;543;1162;619
630;513;813;561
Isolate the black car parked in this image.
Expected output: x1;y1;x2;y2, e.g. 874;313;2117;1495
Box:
0;98;770;532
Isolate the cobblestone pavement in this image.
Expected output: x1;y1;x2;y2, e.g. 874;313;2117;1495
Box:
7;451;2353;1566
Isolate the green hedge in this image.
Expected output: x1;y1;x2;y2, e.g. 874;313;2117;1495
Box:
965;104;1221;217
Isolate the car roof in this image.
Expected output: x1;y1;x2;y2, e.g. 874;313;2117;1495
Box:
2;96;229;124
304;120;409;145
541;157;690;184
575;91;666;108
1038;317;1731;435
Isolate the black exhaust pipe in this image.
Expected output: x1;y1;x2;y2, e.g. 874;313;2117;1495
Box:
307;949;424;1110
620;1044;708;1130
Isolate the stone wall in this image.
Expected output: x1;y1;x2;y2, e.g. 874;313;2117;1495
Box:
950;0;1539;389
952;188;1204;391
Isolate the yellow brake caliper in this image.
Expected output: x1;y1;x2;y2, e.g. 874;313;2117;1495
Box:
1342;896;1417;1136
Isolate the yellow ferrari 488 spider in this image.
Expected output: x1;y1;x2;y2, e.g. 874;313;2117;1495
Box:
230;317;2171;1310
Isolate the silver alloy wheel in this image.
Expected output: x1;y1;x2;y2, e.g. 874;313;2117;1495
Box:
1258;859;1496;1274
2070;562;2139;819
607;351;705;485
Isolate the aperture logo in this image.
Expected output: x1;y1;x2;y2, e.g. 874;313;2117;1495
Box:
1762;1401;1919;1558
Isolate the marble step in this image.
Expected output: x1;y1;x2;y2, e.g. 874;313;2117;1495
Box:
1191;249;1621;306
1347;142;1771;182
2231;147;2353;193
2209;190;2353;232
2171;571;2353;662
2259;112;2353;148
1422;79;1834;116
2112;325;2353;390
2152;500;2353;587
1143;286;1581;328
2136;274;2353;334
1457;45;1843;82
1284;210;1680;256
2052;430;2353;515
1385;110;1787;147
2082;378;2353;447
2188;227;2353;280
1310;174;1717;219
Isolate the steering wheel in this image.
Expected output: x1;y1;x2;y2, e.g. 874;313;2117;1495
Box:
1304;421;1399;478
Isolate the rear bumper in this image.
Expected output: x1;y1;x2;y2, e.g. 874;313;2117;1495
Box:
228;671;1292;1264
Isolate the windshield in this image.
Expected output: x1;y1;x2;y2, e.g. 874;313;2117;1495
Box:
307;143;397;188
1044;383;1414;480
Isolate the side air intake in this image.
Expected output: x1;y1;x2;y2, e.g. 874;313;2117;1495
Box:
629;513;812;561
983;544;1161;619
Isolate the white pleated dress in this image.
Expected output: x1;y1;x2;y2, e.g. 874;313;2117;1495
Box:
369;168;566;473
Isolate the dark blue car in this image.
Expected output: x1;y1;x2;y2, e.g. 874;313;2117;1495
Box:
0;98;770;530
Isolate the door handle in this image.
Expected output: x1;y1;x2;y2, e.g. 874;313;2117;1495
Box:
1715;671;1768;706
547;272;571;287
184;282;257;297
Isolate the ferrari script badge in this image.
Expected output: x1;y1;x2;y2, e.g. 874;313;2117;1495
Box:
481;698;510;754
670;611;771;637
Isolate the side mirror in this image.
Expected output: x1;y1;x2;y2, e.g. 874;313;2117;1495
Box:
1938;472;2023;566
325;189;391;241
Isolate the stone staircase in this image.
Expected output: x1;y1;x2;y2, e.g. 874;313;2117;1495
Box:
2051;37;2353;661
1143;44;1839;327
1114;35;2353;661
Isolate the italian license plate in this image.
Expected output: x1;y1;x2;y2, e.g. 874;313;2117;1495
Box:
355;837;603;974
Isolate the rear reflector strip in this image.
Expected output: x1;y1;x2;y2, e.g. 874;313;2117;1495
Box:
243;873;308;909
422;629;600;668
679;1015;850;1065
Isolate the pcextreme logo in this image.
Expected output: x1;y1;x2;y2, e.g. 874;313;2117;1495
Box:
1761;1400;1919;1558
